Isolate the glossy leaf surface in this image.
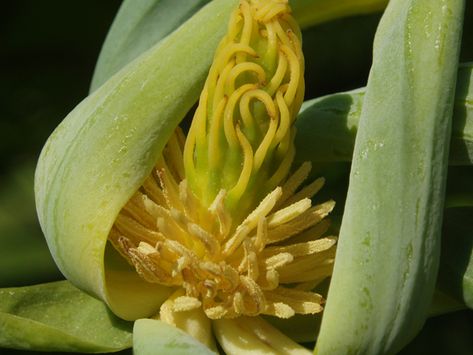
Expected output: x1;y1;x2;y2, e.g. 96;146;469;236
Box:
295;63;473;166
317;0;465;353
0;281;132;352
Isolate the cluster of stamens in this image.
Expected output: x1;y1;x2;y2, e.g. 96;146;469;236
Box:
109;128;336;320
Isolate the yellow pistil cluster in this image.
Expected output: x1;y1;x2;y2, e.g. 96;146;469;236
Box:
108;0;336;345
184;0;305;223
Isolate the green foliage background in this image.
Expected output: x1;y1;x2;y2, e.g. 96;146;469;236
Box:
0;1;471;354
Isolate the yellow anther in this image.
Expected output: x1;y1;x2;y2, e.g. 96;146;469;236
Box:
282;177;325;209
188;223;220;255
205;305;228;319
264;252;294;269
172;296;202;312
223;187;282;256
265;302;295;318
254;216;268;253
266;198;312;227
240;275;266;315
277;161;312;206
267;200;336;244
208;189;232;238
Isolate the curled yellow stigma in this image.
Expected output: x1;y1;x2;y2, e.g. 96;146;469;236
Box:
184;0;305;223
108;0;336;350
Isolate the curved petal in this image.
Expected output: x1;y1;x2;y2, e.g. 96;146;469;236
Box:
34;0;238;320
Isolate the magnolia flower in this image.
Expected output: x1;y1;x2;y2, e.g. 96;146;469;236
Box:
30;0;466;354
36;0;336;353
107;0;337;352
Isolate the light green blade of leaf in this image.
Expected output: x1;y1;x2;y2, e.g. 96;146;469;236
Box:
295;63;473;166
133;318;215;355
0;281;132;353
91;0;388;92
316;0;465;354
90;0;211;92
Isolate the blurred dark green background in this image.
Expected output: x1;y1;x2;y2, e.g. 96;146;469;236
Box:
0;1;121;288
0;1;471;354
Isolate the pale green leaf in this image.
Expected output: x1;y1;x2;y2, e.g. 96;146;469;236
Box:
0;281;132;352
295;63;473;166
317;0;465;354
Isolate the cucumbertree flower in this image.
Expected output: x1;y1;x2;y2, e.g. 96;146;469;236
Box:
108;0;336;352
28;0;468;353
34;0;337;353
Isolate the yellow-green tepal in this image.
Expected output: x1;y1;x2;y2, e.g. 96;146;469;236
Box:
316;0;465;354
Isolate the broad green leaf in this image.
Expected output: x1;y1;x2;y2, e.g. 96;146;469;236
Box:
317;0;465;354
91;0;211;91
133;319;215;355
295;63;473;166
0;281;132;352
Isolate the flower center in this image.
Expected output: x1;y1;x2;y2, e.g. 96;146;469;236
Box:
108;0;336;327
109;127;336;320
